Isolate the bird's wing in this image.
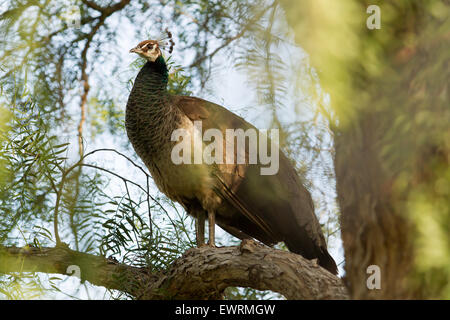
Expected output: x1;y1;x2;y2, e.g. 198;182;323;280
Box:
174;96;211;120
173;95;275;236
173;95;336;273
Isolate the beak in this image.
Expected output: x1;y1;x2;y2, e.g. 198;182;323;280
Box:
129;47;138;53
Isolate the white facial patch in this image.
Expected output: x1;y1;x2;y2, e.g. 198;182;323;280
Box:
147;48;160;62
139;43;160;62
130;41;162;62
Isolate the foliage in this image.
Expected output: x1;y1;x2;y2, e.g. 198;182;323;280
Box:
0;80;197;298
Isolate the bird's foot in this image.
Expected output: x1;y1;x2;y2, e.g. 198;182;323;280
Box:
55;242;70;249
206;242;216;248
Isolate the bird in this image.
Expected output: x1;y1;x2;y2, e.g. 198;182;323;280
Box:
125;33;338;275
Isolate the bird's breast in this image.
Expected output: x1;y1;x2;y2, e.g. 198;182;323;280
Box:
126;104;218;206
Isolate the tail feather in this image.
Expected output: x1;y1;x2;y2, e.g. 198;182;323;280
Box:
285;239;338;275
316;248;338;275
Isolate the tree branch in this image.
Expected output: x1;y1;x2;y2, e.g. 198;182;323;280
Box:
67;0;132;250
0;240;348;300
81;0;131;15
187;4;274;69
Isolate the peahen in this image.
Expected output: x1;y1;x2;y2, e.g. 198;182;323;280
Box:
125;36;338;275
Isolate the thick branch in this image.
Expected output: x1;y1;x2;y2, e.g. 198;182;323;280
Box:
0;244;151;296
0;240;348;300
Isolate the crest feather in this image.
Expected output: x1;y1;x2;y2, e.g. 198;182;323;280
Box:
157;28;175;54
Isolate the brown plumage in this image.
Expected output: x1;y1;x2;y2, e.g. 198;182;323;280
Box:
125;39;338;275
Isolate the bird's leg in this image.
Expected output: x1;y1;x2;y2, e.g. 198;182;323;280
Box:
196;211;206;247
208;210;216;247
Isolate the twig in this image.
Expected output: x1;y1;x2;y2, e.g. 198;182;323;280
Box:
188;4;274;69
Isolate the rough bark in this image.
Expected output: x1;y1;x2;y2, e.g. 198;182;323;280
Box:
334;116;415;299
0;240;348;300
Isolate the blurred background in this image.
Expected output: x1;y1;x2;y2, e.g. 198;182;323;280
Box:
0;0;448;299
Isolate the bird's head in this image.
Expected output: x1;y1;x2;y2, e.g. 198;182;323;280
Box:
129;30;175;62
129;40;162;62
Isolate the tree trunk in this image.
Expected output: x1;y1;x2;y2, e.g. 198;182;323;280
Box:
278;0;449;298
334;114;415;298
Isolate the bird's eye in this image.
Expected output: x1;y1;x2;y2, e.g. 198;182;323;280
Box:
142;44;153;52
